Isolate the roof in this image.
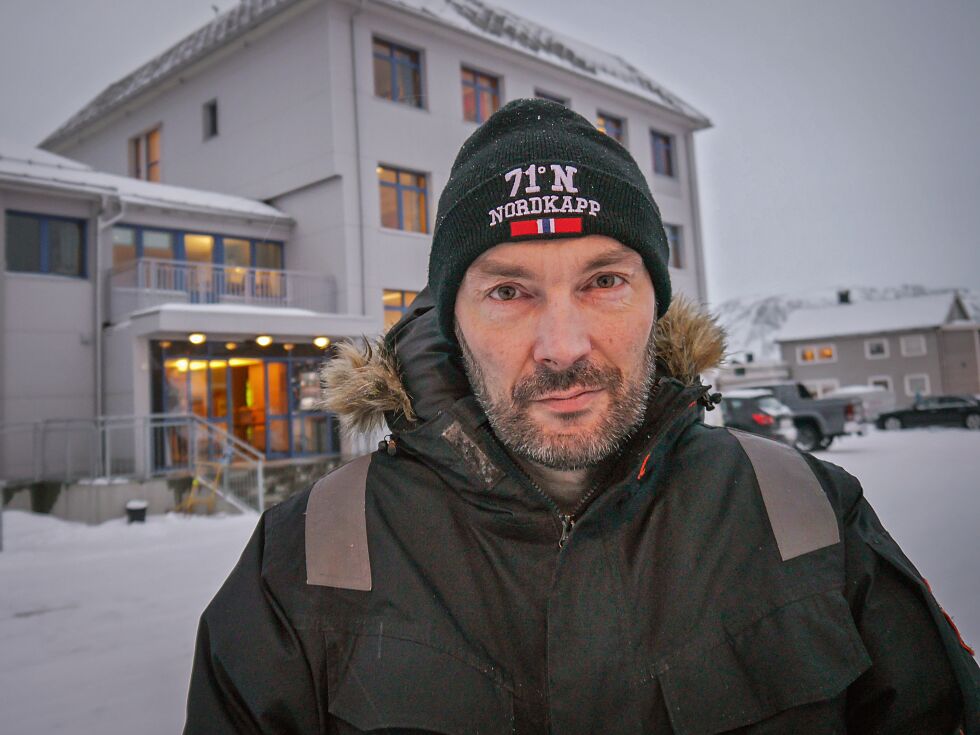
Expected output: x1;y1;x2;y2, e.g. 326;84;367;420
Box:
42;0;708;148
773;293;965;343
0;140;289;222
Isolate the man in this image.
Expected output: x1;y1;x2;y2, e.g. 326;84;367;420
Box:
185;99;978;733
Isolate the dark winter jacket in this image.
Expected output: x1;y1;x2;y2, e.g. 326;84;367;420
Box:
184;291;979;734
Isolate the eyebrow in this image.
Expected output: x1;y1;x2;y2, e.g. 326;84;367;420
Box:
470;247;640;281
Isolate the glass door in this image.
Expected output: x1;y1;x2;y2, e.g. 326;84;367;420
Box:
266;360;291;457
183;234;215;302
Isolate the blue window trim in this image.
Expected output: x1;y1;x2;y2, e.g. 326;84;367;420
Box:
383;289;417;322
651;130;676;177
462;67;500;123
5;210;87;278
373;38;423;108
664;223;683;268
114;223;284;269
158;344;339;458
597;111;625;143
378;166;428;233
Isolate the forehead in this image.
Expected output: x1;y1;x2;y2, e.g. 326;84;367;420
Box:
465;235;642;281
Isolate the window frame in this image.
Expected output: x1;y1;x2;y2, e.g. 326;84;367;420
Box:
377;164;429;233
110;224;284;270
5;210;87;279
461;65;501;123
864;337;890;360
203;99;219;140
596;111;626;143
796;343;837;365
129;126;162;181
900;333;927;357
372;36;425;109
383;288;419;331
664;223;683;269
868;375;893;392
904;372;931;397
650;129;676;178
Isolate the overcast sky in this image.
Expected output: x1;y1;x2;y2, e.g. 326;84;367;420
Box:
2;0;978;304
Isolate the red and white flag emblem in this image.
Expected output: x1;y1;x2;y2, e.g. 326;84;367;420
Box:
509;217;583;238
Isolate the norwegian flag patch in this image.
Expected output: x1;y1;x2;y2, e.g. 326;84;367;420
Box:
509;217;583;237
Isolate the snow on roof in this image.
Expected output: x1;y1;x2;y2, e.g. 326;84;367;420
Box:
42;0;708;148
773;293;962;343
379;0;710;123
0;141;289;223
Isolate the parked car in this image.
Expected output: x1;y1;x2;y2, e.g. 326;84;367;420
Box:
718;389;797;445
824;385;896;422
740;382;864;452
876;395;980;430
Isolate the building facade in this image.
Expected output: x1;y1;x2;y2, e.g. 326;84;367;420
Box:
774;293;980;401
5;0;711;480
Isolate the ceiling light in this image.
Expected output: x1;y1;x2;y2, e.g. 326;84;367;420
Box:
188;333;206;345
313;336;330;349
255;335;273;347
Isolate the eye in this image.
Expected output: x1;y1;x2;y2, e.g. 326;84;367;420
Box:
489;284;520;301
592;274;624;289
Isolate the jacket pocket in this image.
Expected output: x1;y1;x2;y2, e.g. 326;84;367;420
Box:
657;590;871;735
326;632;513;734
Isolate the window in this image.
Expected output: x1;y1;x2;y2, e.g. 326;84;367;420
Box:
534;90;568;106
461;67;500;123
129;127;161;181
869;375;893;392
651;129;675;177
796;343;837;364
109;225;281;269
904;373;930;397
864;337;889;360
203;99;218;140
596;111;625;143
383;289;419;331
664;223;683;268
373;38;423;107
5;211;85;277
377;165;428;233
900;333;927;357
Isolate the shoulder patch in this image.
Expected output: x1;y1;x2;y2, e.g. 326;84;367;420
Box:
305;453;373;590
728;429;840;561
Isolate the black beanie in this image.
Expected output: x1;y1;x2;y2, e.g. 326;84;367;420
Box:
428;97;672;343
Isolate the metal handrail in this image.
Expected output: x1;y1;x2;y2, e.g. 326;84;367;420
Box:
0;413;265;512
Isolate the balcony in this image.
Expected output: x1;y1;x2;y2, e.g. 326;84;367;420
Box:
109;258;336;323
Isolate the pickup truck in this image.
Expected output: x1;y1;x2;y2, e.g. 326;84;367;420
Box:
739;382;865;452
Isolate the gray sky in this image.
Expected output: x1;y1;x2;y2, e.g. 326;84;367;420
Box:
2;0;978;303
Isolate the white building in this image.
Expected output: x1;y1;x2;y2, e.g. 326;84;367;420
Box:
6;0;711;480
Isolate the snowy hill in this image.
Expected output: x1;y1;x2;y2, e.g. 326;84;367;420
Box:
710;285;980;363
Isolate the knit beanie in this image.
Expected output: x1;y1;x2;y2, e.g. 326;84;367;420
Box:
428;97;672;343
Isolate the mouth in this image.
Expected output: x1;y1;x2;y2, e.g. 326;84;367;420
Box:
532;388;604;412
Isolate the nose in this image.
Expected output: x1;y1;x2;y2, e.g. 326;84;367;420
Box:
531;296;592;370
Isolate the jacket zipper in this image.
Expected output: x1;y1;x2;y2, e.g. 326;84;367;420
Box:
477;381;700;549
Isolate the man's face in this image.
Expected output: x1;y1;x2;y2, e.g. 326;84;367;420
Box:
454;235;658;471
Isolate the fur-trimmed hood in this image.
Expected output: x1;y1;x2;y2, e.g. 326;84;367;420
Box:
320;289;726;436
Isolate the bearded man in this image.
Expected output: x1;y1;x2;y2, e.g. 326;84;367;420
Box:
184;99;978;734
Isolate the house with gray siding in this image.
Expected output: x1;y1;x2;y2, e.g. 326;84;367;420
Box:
4;0;711;491
773;292;980;402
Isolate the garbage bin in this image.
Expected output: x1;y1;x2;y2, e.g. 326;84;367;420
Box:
125;499;148;524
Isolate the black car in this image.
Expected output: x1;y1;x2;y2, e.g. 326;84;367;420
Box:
876;394;980;430
718;389;797;445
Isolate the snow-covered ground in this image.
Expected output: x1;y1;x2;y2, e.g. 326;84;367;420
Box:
0;427;977;734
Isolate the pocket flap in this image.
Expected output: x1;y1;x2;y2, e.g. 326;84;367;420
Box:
328;634;513;734
659;591;871;735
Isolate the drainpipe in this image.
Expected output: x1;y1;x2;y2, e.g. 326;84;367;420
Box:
96;194;126;418
350;0;367;315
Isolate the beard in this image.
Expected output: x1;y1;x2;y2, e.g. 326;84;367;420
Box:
456;325;657;471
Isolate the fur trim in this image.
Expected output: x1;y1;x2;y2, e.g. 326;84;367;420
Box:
654;294;727;384
318;338;415;435
320;296;726;429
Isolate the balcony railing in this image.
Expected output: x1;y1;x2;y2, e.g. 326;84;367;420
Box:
109;258;336;322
